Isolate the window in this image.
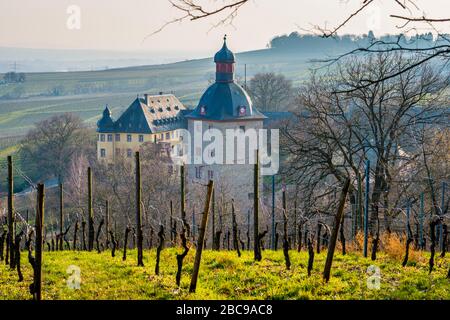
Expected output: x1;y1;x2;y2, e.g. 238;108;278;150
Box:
139;135;144;142
127;149;132;158
171;132;174;139
127;134;132;142
115;148;121;156
239;125;246;132
195;167;202;179
100;134;105;142
160;133;164;140
207;170;214;180
166;132;170;140
115;134;121;142
100;149;106;158
107;134;113;142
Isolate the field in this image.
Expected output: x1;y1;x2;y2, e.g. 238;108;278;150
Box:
1;248;449;300
0;49;315;138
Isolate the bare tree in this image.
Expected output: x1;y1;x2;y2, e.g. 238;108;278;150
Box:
248;73;293;112
20;113;93;183
163;0;449;86
282;52;448;236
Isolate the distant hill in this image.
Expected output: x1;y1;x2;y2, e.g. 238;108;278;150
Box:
0;32;446;138
0;47;319;138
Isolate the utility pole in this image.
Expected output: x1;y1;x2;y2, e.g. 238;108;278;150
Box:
363;160;370;258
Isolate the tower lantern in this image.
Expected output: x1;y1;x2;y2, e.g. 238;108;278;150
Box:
214;35;235;83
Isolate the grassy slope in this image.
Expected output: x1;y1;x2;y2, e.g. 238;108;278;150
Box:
0;49;315;138
0;249;448;300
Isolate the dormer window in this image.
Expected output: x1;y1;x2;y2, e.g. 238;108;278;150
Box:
238;106;246;116
200;105;207;115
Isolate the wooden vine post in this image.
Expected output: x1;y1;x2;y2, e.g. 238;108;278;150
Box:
33;183;45;300
135;152;144;266
59;182;64;251
87;167;94;251
254;150;262;261
231;199;241;257
7;156;15;269
323;178;350;283
282;184;291;270
105;200;110;248
189;180;214;293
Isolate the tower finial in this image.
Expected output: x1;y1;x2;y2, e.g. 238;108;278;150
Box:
224;34;227;43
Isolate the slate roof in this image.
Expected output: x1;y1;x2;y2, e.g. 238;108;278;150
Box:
214;37;235;63
186;38;266;122
97;106;115;132
185;82;266;121
97;94;188;134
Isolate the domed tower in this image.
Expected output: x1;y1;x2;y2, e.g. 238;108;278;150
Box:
97;105;114;132
187;35;265;121
97;105;115;162
186;36;266;218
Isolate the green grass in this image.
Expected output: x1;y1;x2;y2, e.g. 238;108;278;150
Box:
0;249;448;300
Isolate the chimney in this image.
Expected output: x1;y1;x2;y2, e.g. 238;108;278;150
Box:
159;91;163;96
144;94;150;106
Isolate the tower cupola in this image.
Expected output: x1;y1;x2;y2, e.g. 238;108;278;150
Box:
214;35;235;83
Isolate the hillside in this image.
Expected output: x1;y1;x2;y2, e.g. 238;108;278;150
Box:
0;48;318;138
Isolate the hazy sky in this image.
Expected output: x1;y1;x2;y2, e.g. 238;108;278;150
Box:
1;0;449;53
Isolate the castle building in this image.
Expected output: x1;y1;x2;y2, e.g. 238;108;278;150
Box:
97;94;188;162
97;37;286;214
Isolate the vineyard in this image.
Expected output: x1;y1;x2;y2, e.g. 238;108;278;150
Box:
0;153;449;301
1;248;448;300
